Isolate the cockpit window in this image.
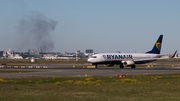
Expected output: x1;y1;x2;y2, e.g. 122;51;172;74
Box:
91;56;97;58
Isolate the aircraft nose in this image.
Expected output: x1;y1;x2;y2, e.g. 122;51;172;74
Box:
87;58;91;62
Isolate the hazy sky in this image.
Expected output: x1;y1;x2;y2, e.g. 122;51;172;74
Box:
0;0;180;54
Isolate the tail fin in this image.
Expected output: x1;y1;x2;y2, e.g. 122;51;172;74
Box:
146;35;163;54
171;50;177;58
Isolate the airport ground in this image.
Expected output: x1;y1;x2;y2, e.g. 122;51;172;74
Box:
0;59;180;100
0;73;180;101
1;58;180;66
0;59;180;78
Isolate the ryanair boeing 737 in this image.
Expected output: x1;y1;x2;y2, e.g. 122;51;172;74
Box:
87;35;163;68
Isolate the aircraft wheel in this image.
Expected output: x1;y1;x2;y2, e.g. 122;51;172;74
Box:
95;64;97;68
120;65;124;68
131;65;136;68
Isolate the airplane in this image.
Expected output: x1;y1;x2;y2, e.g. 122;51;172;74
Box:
159;50;178;59
41;55;56;60
170;50;179;59
174;52;179;59
87;35;164;68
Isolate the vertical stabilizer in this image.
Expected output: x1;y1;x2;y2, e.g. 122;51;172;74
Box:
171;50;177;58
146;35;163;54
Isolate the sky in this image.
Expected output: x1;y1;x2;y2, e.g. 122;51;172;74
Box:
0;0;180;54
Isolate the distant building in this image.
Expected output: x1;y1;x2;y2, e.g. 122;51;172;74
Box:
85;49;93;53
39;48;43;53
0;51;6;57
27;49;32;53
76;50;80;61
21;54;43;59
85;49;94;58
61;52;67;54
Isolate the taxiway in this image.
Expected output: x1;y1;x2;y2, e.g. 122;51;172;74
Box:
0;67;180;78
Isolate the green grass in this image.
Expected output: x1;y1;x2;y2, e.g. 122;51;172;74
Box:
0;74;180;101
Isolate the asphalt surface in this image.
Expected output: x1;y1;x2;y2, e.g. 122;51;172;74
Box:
0;67;180;78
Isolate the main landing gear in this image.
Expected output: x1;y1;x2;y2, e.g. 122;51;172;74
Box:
131;65;136;68
119;65;136;68
120;64;124;68
95;64;97;68
92;64;98;68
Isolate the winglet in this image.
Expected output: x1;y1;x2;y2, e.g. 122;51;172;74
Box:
146;35;163;54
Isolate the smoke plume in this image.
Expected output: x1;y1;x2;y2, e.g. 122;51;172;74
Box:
16;12;58;52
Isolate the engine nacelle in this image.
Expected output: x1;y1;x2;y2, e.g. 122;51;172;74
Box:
122;61;134;67
104;64;114;67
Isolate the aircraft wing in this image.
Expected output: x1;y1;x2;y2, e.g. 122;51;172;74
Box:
156;50;177;59
134;50;178;64
134;58;157;64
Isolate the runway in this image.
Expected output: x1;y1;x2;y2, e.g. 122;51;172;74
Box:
0;67;180;78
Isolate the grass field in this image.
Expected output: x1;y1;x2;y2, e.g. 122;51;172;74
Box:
0;73;180;101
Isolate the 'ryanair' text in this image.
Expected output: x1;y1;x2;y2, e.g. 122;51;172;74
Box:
103;55;133;60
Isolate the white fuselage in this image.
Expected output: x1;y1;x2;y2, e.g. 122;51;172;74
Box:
87;53;159;64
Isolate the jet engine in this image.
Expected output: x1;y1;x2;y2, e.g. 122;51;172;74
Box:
122;61;135;67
